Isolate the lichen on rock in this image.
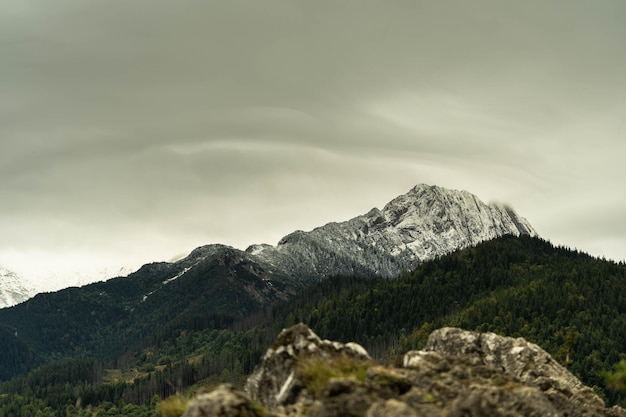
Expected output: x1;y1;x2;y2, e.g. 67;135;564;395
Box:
183;324;626;417
181;384;268;417
244;323;372;412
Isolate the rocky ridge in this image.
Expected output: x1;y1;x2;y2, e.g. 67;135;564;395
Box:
0;185;535;308
182;324;624;417
246;184;536;280
149;184;535;307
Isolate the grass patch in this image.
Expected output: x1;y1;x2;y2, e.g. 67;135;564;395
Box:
159;394;188;417
249;400;271;417
297;355;372;397
423;393;437;404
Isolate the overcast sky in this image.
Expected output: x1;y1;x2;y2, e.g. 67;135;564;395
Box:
1;0;625;291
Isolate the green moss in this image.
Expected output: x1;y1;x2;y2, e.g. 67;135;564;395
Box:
249;400;271;417
297;355;372;397
367;368;412;395
491;376;507;386
159;394;188;417
423;393;437;404
604;360;626;392
522;358;535;373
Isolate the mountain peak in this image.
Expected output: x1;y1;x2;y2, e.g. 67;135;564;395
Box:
408;182;443;193
248;184;537;280
0;265;36;308
382;184;536;238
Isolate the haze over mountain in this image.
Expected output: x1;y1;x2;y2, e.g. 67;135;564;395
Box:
1;184;535;298
131;184;536;317
4;184;626;416
0;184;534;299
0;184;536;380
112;183;538;295
2;1;625;293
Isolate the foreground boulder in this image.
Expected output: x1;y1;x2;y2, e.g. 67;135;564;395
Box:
244;322;372;414
182;384;264;417
413;327;605;412
185;325;626;417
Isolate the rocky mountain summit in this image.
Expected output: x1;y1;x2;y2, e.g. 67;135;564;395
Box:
0;184;539;382
182;324;624;417
0;265;36;308
247;184;536;280
139;184;536;310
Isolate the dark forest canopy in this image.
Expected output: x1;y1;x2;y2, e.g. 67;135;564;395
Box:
2;235;626;415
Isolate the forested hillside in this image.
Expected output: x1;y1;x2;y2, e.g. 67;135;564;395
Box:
271;235;626;395
0;246;296;380
1;235;626;416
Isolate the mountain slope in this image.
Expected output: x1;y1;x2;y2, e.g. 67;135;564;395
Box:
0;265;36;308
261;235;626;403
6;235;625;415
0;184;536;381
0;245;297;370
247;184;536;279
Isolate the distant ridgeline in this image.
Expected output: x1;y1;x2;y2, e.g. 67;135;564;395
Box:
0;184;537;377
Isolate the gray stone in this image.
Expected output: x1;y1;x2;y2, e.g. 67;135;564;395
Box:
244;323;371;410
181;384;267;417
182;325;625;417
366;399;419;417
418;327;606;411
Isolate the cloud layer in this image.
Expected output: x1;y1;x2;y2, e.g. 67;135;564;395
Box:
1;0;625;289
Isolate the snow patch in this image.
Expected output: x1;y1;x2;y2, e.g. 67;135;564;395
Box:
0;265;37;308
244;184;537;280
163;267;192;285
141;290;155;303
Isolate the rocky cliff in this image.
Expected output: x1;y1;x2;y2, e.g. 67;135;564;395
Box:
143;184;536;313
182;324;624;417
247;184;536;281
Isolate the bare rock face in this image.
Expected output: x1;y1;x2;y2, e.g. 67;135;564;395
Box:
248;184;537;281
181;384;266;417
413;327;604;411
184;324;626;417
244;323;372;412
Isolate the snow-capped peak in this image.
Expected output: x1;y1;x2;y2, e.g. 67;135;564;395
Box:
0;265;37;308
247;184;537;280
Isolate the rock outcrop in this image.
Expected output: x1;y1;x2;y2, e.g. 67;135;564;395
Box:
183;324;625;417
182;384;270;417
244;323;372;414
415;327;604;411
248;184;537;281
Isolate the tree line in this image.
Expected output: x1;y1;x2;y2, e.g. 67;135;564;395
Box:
2;235;626;414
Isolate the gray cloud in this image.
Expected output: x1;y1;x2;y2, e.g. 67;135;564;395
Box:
1;0;625;289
